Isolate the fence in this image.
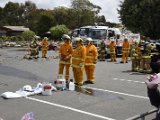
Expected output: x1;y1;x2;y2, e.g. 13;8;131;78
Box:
126;109;158;120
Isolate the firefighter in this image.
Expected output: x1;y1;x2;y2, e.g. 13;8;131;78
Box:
41;37;49;58
84;37;98;84
29;37;39;59
58;34;73;81
139;42;152;73
130;42;137;71
131;42;141;71
99;40;106;61
109;37;116;62
120;38;130;63
135;43;141;71
72;37;86;86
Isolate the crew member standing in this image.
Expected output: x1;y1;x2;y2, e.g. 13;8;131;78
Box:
41;37;49;58
58;34;72;81
84;37;98;84
121;38;130;63
109;37;116;62
72;37;86;86
99;40;106;61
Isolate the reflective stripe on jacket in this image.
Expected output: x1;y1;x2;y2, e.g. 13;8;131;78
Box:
72;45;86;68
122;41;130;53
59;42;73;64
41;40;48;50
85;44;98;66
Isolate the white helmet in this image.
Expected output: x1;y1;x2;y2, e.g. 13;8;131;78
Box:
85;37;93;42
74;37;83;42
23;85;32;91
62;34;71;40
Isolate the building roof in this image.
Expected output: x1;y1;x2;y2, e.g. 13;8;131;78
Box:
3;26;29;31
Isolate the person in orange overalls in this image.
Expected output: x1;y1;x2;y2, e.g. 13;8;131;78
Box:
120;38;130;63
72;37;86;86
84;37;98;84
109;37;116;62
58;34;73;81
41;37;49;58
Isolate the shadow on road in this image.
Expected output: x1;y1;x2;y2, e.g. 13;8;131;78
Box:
0;65;43;82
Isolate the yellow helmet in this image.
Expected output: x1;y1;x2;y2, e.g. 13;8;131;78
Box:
44;37;48;40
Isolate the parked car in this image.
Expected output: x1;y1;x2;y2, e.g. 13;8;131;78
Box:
48;41;58;51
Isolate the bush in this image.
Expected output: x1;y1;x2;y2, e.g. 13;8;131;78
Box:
21;30;36;41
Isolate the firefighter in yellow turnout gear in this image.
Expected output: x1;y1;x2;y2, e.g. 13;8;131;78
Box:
72;37;86;86
109;37;116;62
99;40;106;61
121;38;130;63
131;42;141;71
41;37;49;58
139;42;152;73
29;38;39;59
58;34;73;81
84;38;98;84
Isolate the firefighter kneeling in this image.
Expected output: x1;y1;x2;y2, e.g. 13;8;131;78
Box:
41;37;49;58
29;38;39;59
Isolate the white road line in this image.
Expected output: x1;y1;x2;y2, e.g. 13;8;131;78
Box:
113;78;145;84
26;97;116;120
85;87;149;100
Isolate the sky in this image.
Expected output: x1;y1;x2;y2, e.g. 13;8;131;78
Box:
0;0;123;23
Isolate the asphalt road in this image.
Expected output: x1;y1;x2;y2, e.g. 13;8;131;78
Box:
0;48;156;120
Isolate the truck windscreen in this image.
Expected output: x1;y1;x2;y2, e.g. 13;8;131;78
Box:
89;29;106;39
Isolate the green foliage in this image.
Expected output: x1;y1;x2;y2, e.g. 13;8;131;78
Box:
70;0;102;27
119;0;160;39
0;36;9;41
36;10;55;36
50;25;69;41
21;30;35;41
0;0;108;36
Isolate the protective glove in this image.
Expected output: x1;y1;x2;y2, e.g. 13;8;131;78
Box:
93;61;97;64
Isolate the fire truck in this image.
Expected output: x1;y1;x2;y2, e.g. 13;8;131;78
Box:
72;26;124;56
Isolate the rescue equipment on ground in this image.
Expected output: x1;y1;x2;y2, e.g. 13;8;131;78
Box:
42;83;52;96
54;75;66;90
69;79;75;91
1;82;56;99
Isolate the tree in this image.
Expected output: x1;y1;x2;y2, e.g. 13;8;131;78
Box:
118;0;160;39
27;9;42;33
23;1;37;27
36;10;55;36
71;0;102;27
3;2;21;25
50;25;69;41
